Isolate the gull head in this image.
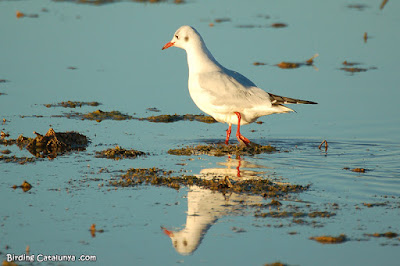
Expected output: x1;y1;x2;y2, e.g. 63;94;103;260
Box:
162;25;202;51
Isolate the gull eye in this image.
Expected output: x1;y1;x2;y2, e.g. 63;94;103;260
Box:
175;35;179;39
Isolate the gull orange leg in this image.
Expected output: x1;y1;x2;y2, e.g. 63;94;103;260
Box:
234;112;251;146
225;124;232;145
236;155;242;177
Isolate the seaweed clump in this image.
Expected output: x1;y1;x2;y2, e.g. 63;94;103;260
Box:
52;0;184;5
0;155;36;164
309;234;347;244
140;114;216;124
340;61;376;74
110;167;308;197
168;143;277;157
264;262;287;266
276;54;319;69
12;180;32;192
95;146;147;160
0;135;32;147
364;232;398;238
45;101;100;108
26;128;88;158
255;211;335;219
0;135;36;164
81;110;133;122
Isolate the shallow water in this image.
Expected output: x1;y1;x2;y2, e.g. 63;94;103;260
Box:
1;0;400;265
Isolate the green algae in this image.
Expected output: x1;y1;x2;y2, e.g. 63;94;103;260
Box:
168;143;277;157
95;146;147;160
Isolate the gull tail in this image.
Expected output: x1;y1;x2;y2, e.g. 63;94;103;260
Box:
269;93;318;105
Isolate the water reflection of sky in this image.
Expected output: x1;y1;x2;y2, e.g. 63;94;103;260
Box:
1;0;400;265
1;0;399;141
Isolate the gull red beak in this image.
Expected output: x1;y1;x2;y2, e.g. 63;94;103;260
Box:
162;41;175;50
161;227;174;237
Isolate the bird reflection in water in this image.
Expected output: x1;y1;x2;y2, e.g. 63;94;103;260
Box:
162;156;270;255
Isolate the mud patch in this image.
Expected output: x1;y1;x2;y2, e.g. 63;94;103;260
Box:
168;143;277;157
25;128;88;158
45;101;101;108
309;234;347;244
110;167;309;197
95;146;146;160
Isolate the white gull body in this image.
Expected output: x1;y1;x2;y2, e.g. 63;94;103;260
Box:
162;25;317;145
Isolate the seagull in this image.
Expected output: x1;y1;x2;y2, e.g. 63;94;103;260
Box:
162;25;317;146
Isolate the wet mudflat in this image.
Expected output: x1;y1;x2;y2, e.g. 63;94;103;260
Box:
1;0;400;265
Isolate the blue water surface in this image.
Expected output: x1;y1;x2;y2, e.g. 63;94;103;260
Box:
1;0;400;265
